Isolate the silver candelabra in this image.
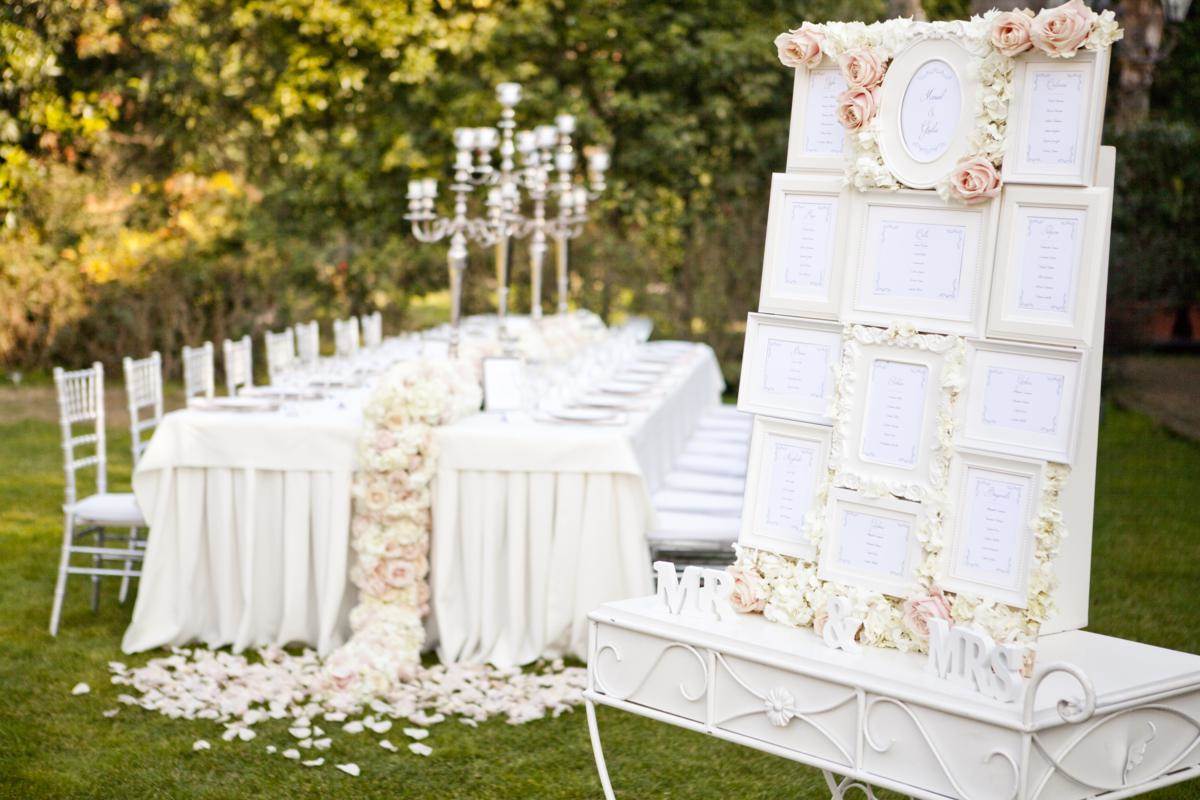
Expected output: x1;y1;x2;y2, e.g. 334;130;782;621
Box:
405;81;610;352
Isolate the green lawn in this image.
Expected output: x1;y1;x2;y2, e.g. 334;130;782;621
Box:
0;405;1198;798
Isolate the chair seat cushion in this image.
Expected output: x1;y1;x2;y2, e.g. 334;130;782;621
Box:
67;493;145;527
663;471;745;495
675;452;748;478
648;511;740;543
653;489;742;516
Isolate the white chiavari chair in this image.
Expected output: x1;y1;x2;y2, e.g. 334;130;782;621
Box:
264;328;297;384
222;335;253;395
182;341;215;401
294;321;320;365
123;352;163;466
120;351;162;603
333;317;360;359
360;311;383;349
50;363;146;634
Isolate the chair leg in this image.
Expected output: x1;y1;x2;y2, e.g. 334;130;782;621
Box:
90;527;103;613
118;526;137;604
49;514;74;636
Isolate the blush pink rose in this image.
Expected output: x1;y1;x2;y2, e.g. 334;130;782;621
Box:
381;558;420;588
726;566;767;613
774;23;824;69
839;48;887;89
948;156;1002;204
812;607;828;636
836;86;880;132
1031;0;1094;57
991;10;1035;57
901;586;952;642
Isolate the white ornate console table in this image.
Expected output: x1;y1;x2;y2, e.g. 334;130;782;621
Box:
584;596;1200;800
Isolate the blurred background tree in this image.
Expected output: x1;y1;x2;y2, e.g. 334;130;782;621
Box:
1;0;1197;383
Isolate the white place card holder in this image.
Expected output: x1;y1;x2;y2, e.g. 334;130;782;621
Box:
758;173;850;319
835;339;947;498
940;452;1042;608
737;313;842;425
844;190;998;337
482;356;525;412
959;340;1084;464
818;488;924;598
1002;49;1110;187
739;417;831;559
987;185;1110;347
785;64;851;173
875;39;980;189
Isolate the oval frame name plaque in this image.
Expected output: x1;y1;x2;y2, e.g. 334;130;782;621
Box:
877;38;980;189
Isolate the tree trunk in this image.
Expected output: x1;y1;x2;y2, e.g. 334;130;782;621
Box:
889;0;927;21
1113;0;1166;133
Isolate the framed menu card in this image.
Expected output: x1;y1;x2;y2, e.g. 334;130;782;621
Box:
987;185;1110;347
785;64;851;172
959;340;1084;464
1003;49;1110;187
818;489;924;597
739;417;831;559
834;338;947;500
940;451;1041;608
759;173;850;318
738;313;843;425
844;190;997;336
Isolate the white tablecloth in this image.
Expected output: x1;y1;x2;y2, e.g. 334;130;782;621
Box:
122;397;363;655
122;340;724;662
432;345;724;665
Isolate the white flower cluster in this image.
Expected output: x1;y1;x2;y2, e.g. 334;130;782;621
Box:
104;649;586;766
730;322;1070;658
327;358;482;703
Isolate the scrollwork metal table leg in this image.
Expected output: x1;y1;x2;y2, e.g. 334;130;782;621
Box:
822;769;882;800
586;699;617;800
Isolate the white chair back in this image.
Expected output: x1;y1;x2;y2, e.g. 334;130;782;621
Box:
360;311;383;349
294;320;320;365
222;335;253;395
333;317;360;358
182;341;215;401
264;328;296;384
53;363;107;506
122;352;163;465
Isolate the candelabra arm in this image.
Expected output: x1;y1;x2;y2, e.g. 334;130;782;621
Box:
555;231;570;315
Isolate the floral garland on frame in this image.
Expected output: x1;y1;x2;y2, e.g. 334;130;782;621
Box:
773;3;1122;203
322;359;482;707
727;322;1071;664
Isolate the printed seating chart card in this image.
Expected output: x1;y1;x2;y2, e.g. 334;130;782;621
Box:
732;6;1122;666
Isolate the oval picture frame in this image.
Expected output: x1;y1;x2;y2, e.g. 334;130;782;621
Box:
876;38;980;189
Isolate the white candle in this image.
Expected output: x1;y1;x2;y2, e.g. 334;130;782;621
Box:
496;82;522;107
421;178;438;198
453;127;477;150
555;113;576;134
476;127;499;150
555;151;576;172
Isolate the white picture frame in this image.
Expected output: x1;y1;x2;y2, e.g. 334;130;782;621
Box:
785;64;851;173
987;184;1111;347
818;488;924;598
759;173;850;318
1002;49;1110;187
875;38;982;189
940;451;1042;609
737;313;843;425
844;190;998;337
482;356;526;413
739;417;832;559
833;333;951;501
958;340;1084;464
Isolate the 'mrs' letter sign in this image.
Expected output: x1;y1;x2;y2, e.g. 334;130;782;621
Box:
925;618;1025;703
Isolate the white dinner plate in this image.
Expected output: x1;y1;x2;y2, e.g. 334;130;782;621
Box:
189;397;280;413
596;380;651;395
545;406;620;423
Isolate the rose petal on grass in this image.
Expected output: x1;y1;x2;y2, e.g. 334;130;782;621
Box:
301;758;325;767
288;727;310;739
335;763;361;777
403;727;429;740
266;745;277;754
283;748;300;760
313;738;331;750
379;739;398;752
192;740;211;752
342;720;364;734
408;743;432;757
102;709;119;718
71;683;90;696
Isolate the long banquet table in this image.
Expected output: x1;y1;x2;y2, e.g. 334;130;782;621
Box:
121;336;723;663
